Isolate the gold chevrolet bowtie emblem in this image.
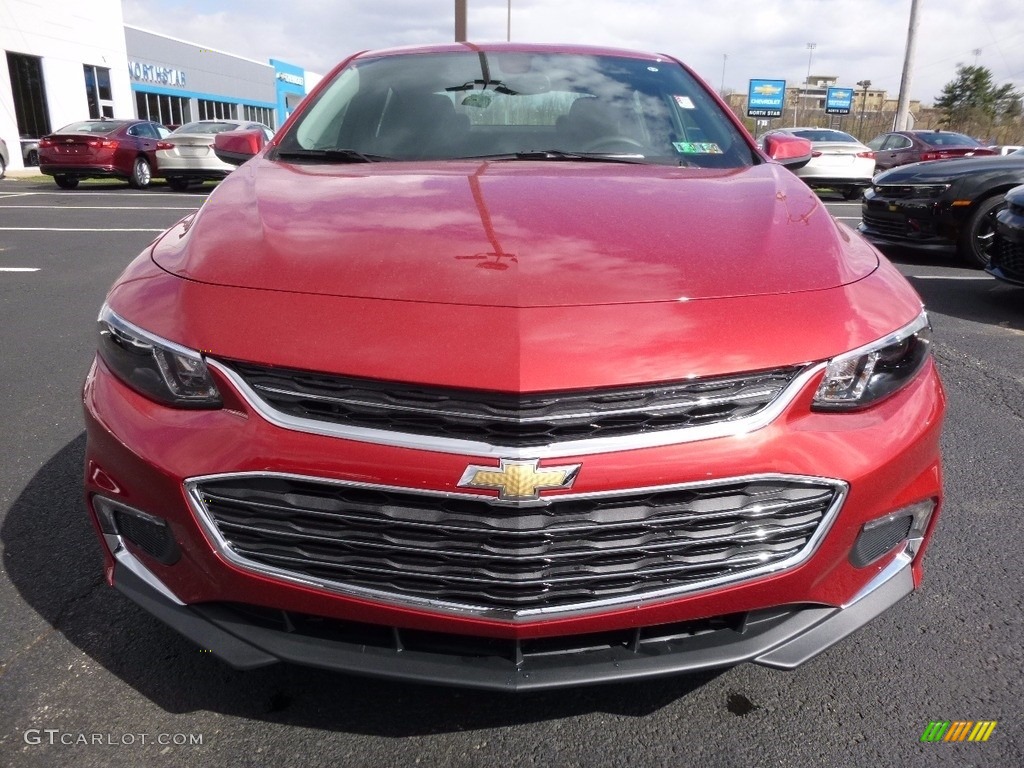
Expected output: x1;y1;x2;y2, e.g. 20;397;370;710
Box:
458;459;581;501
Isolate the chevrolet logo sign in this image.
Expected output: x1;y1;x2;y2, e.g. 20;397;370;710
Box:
458;459;581;501
753;84;782;95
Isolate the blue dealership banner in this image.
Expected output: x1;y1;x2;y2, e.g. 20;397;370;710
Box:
747;79;786;118
825;87;854;115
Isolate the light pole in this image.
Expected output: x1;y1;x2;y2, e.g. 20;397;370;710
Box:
857;79;871;139
720;53;727;96
795;42;816;126
507;0;511;41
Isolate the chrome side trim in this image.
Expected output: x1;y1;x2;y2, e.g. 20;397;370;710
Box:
207;359;826;458
185;470;848;621
841;550;913;609
111;542;186;607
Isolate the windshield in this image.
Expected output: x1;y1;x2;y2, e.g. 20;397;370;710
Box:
276;50;755;167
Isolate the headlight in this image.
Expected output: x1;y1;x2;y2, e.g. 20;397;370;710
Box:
813;312;931;411
97;304;222;408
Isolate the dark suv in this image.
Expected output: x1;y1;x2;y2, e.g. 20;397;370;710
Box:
867;130;995;172
38;119;171;189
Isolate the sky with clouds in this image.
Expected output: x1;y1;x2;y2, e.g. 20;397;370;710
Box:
121;0;1023;106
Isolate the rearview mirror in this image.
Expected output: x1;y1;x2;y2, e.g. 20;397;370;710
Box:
762;134;813;170
214;129;266;166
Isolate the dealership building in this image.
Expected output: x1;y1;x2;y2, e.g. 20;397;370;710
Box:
1;0;319;172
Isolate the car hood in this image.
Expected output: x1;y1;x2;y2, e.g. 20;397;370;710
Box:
152;158;877;307
875;154;1024;183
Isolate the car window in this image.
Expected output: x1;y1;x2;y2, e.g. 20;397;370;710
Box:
866;135;886;150
882;135;912;150
792;129;858;143
127;125;142;137
58;120;128;135
279;50;756;167
917;131;981;147
173;121;242;135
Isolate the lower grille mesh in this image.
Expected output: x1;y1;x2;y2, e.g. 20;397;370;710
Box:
191;474;842;614
992;235;1024;280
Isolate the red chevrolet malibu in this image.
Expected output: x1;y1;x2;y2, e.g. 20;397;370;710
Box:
83;43;944;690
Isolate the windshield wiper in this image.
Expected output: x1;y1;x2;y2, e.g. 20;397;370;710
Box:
275;148;392;163
467;150;650;165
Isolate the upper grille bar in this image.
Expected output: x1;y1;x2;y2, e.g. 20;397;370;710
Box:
215;360;809;452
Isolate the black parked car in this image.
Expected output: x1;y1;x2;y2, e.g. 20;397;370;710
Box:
988;184;1024;286
859;149;1024;267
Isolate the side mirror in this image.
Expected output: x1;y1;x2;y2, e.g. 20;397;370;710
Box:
214;129;266;166
762;134;813;170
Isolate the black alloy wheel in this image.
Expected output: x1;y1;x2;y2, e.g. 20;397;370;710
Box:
958;194;1006;268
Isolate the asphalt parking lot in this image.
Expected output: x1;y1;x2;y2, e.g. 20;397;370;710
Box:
1;176;1021;767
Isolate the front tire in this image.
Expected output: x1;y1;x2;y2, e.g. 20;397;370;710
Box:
958;194;1006;268
129;157;152;189
54;175;79;189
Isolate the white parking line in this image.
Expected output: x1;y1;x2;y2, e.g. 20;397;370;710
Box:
835;216;861;221
910;275;993;280
0;227;165;232
0;205;197;211
0;267;40;272
11;191;203;199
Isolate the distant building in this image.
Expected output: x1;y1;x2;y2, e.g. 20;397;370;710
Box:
1;0;320;171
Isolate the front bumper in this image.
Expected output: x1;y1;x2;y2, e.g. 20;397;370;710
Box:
988;204;1024;286
859;190;961;250
83;328;945;687
110;544;917;691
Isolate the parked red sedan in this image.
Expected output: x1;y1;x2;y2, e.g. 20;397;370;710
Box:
867;129;995;171
83;43;944;690
38;118;170;189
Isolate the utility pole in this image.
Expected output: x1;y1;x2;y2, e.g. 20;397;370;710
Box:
507;1;511;41
455;0;467;42
720;54;727;96
857;79;872;138
795;43;815;127
894;0;919;131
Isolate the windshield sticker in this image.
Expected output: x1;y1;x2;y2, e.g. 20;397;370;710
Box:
673;141;723;154
673;95;695;109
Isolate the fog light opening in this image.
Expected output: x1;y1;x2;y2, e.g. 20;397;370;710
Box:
91;496;181;565
849;500;935;568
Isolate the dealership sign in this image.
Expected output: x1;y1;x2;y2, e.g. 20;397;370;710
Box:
825;87;854;115
747;79;786;118
129;61;186;87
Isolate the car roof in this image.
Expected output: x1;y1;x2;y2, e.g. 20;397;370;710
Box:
352;41;675;63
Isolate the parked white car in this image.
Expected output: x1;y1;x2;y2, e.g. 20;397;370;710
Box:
761;127;876;199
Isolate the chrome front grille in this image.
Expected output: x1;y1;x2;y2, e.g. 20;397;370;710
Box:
188;473;845;617
219;361;805;449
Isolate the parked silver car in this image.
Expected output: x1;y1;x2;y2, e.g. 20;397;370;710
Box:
762;127;876;199
156;120;274;191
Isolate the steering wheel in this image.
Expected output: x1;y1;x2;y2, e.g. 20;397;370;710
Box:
580;136;646;153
